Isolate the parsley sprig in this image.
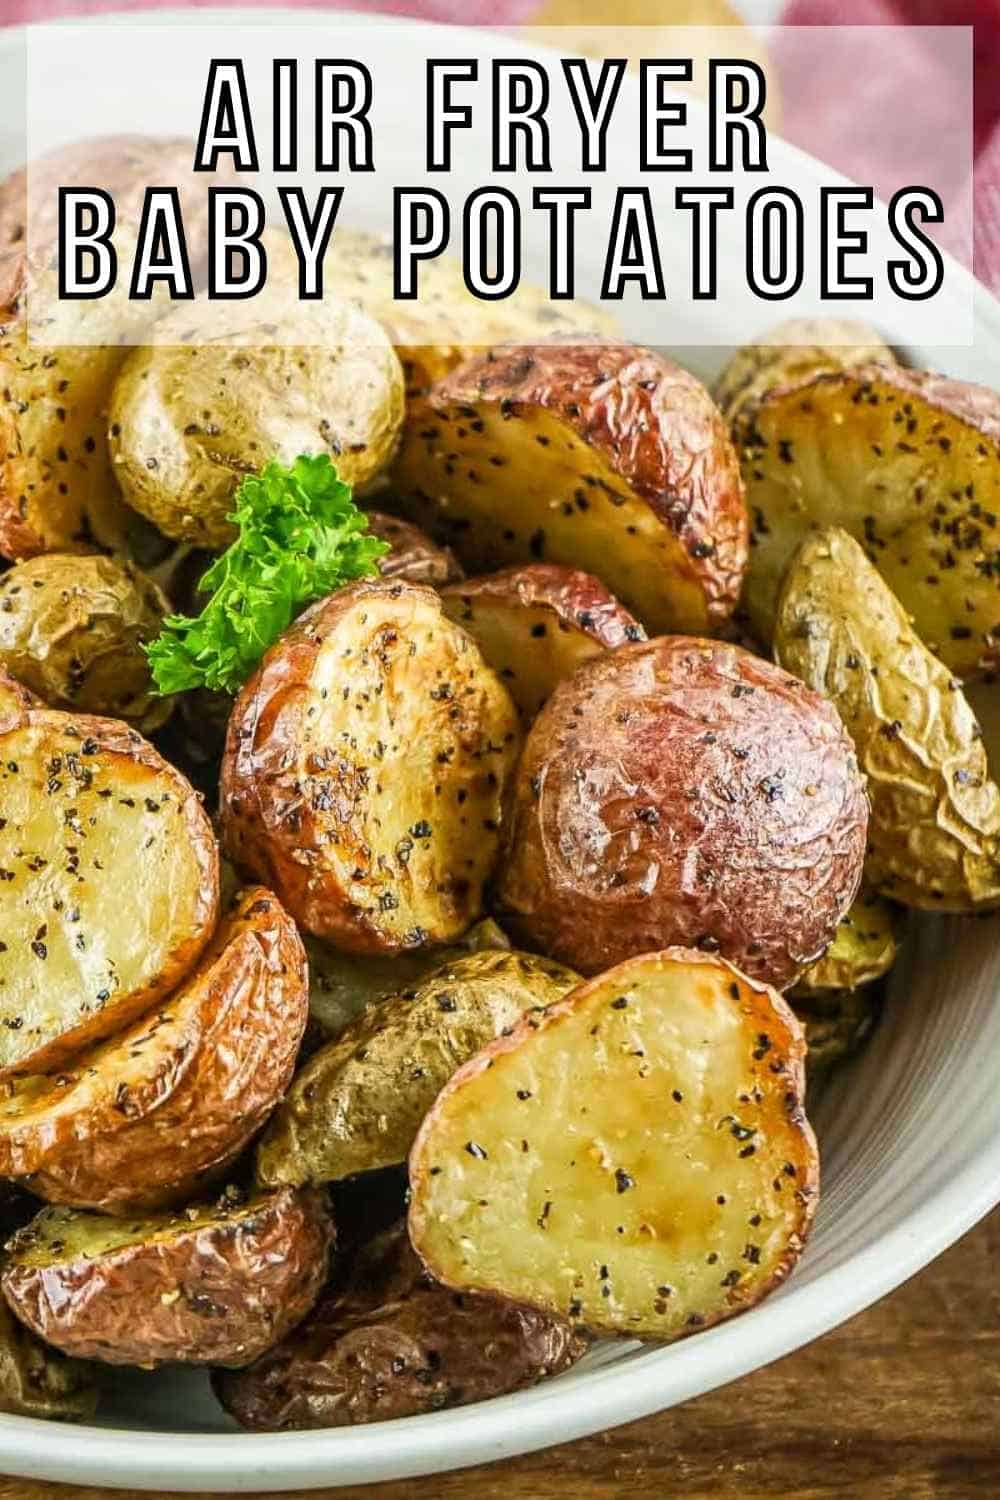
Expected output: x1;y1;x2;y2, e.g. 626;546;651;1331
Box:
146;454;388;697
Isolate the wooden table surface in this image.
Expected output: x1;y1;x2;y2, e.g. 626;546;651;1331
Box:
2;1207;996;1500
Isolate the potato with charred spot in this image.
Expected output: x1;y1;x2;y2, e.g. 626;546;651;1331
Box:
409;949;818;1341
0;887;307;1214
1;1187;332;1369
497;637;868;990
221;579;521;953
441;564;646;719
214;1220;587;1429
393;342;748;636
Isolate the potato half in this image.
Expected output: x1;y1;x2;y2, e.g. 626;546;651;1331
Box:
0;708;218;1075
1;1186;332;1368
496;636;868;990
409;949;817;1341
740;364;1000;678
0;887;307;1213
775;527;1000;910
108;295;405;548
257;948;579;1188
221;579;521;952
214;1219;587;1430
0;553;172;729
393;341;748;634
441;564;645;718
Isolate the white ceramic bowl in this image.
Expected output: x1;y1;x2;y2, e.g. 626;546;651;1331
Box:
2;11;999;1491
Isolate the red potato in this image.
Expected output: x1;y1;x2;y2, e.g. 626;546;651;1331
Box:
409;948;818;1341
366;511;463;587
496;636;868;990
392;341;748;635
440;564;646;718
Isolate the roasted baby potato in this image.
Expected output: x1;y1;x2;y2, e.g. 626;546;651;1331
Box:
713;318;896;438
0;1299;96;1421
497;636;868;990
1;1186;332;1368
792;885;901;995
0;708;219;1076
214;1219;587;1429
257;948;579;1188
393;341;748;635
0;887;307;1213
441;564;646;718
108;296;405;548
774;528;1000;910
409;948;818;1341
366;511;463;587
792;987;882;1084
739;364;1000;678
0;553;172;728
306;917;510;1043
0;664;37;727
221;579;521;952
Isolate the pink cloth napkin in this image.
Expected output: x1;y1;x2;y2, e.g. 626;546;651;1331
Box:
1;0;995;288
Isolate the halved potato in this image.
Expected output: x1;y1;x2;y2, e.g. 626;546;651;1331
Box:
713;318;896;438
221;579;521;952
409;948;817;1341
367;510;463;587
393;341;748;634
441;564;645;718
257;947;579;1188
792;885;901;995
0;887;307;1213
0;708;219;1075
1;1186;331;1368
306;916;510;1043
774;528;1000;910
740;364;1000;678
214;1219;587;1430
108;294;405;548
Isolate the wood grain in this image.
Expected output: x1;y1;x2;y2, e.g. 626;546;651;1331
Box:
1;1209;996;1500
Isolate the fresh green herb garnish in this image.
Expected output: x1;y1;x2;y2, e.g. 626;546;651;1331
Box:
146;454;388;696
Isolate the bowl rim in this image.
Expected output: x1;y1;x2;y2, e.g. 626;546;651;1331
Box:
1;9;999;1490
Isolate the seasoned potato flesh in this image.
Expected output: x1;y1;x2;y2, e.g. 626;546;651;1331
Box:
741;366;1000;678
0;710;218;1074
257;948;579;1187
775;529;1000;910
222;581;521;951
409;950;817;1341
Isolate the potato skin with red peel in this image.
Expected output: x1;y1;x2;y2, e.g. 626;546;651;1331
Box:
393;341;747;635
1;1188;332;1369
0;887;308;1214
496;637;868;989
221;578;521;952
367;511;463;587
441;564;645;718
214;1220;587;1429
408;948;818;1342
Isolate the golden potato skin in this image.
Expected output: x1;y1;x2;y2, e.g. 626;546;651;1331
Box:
108;298;405;548
0;1299;96;1421
393;341;748;635
774;528;1000;910
366;511;463;587
792;884;900;995
0;554;171;728
740;364;1000;679
0;708;219;1076
0;888;308;1214
409;949;818;1341
1;1187;331;1368
441;564;646;718
214;1220;587;1430
713;318;895;438
257;948;579;1188
497;637;868;989
221;579;521;953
